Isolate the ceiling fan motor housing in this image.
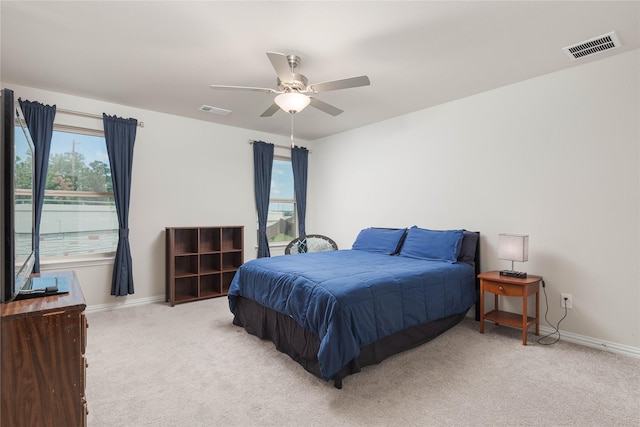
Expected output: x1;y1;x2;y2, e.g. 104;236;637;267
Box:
277;73;309;93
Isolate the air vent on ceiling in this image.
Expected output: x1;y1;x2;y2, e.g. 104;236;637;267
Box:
199;105;231;115
562;31;621;60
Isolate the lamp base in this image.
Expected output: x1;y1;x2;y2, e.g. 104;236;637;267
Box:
499;270;527;279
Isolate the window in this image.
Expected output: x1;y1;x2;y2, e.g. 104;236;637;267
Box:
39;127;118;259
266;157;296;244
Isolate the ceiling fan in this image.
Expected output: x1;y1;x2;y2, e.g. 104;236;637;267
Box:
209;52;370;117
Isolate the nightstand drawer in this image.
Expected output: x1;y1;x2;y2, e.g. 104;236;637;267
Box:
483;280;523;296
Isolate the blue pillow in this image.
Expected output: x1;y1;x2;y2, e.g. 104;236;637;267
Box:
398;226;464;263
352;227;407;255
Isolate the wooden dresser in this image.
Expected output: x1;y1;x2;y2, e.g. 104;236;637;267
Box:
1;270;88;427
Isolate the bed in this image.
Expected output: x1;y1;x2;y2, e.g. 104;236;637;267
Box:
228;226;480;388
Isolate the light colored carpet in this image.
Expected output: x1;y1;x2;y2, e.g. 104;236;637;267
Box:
86;297;640;426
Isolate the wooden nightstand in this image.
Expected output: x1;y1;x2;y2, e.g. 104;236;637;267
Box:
478;271;542;345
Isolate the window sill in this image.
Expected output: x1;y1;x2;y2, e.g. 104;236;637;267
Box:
40;253;115;270
270;242;289;248
254;242;290;249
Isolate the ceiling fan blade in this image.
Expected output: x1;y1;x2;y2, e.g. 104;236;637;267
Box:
260;103;280;117
210;84;276;93
266;51;294;83
309;97;343;116
310;75;370;93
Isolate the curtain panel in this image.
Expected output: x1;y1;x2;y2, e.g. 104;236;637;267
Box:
18;99;56;273
103;114;137;296
291;146;308;239
253;141;274;258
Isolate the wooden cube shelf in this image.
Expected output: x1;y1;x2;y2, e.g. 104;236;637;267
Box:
166;226;244;306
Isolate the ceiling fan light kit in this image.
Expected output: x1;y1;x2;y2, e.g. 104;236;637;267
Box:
274;92;310;114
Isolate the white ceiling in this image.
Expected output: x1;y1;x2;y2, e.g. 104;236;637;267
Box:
2;1;638;141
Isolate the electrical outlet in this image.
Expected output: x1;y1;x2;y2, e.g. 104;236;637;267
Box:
561;293;573;309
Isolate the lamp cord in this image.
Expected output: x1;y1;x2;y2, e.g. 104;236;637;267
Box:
537;280;568;345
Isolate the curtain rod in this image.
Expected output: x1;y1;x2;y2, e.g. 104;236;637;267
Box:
248;140;311;153
57;107;145;128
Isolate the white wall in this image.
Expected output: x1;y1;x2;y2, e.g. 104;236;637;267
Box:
2;83;308;308
307;50;640;349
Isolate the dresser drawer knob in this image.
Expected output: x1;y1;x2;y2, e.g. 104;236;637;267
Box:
499;286;504;292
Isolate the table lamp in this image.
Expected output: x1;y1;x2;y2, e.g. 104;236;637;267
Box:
498;233;529;278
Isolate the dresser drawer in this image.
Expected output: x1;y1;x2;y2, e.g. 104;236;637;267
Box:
483;280;524;297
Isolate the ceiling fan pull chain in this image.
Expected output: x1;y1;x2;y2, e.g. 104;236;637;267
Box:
290;113;295;148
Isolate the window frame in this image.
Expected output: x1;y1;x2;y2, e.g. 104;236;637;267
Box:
266;155;297;247
39;123;118;268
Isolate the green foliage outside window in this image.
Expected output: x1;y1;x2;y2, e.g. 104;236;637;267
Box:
46;150;112;194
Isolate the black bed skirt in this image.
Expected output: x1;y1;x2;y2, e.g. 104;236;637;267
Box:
232;296;469;388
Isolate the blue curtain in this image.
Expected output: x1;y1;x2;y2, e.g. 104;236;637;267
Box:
103;114;137;296
253;141;274;258
18;99;56;273
291;146;308;239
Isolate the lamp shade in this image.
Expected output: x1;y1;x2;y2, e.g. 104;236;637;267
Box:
274;92;310;114
498;234;529;262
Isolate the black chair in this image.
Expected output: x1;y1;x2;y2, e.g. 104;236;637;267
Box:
284;234;338;255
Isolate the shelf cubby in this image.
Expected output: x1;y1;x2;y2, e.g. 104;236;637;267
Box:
174;276;199;303
174;255;198;277
200;274;222;298
200;228;221;253
221;252;242;271
221;227;243;251
173;228;198;254
200;253;221;274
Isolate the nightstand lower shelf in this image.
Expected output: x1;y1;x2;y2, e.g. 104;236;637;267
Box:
483;309;537;329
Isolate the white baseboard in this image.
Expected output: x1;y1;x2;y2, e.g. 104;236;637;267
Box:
466;306;639;358
538;325;640;359
85;295;165;313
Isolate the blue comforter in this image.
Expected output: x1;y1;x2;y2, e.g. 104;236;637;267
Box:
228;250;475;380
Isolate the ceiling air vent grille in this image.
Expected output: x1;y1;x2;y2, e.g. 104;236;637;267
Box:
562;31;621;60
199;105;231;116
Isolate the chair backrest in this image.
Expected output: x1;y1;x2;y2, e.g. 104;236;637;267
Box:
285;234;338;255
